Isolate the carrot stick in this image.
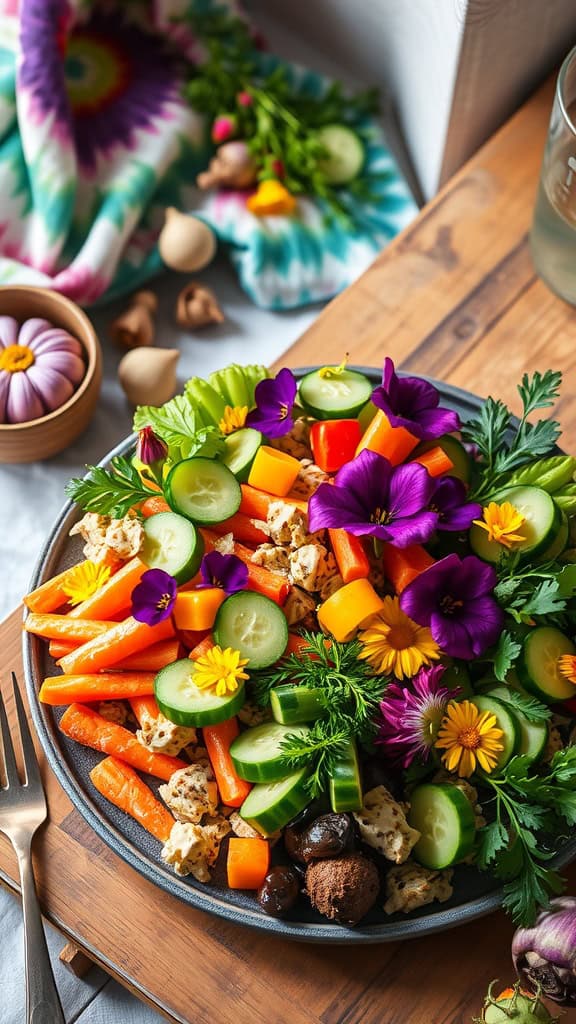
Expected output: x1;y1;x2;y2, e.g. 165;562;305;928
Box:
202;531;290;605
356;409;419;464
59;616;175;675
60;703;187;781
382;544;435;594
129;695;161;726
68;557;147;621
39;672;156;705
90;756;174;843
328;529;371;584
23;565;79;614
210;511;269;547
188;636;215;661
227;837;270;889
411;446;454;478
109;638;181;672
140;495;171;518
24;613;115;643
203;718;252;808
240;484;307;520
49;640;76;660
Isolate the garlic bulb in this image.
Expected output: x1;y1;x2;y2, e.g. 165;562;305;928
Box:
158;208;217;272
0;316;85;424
110;291;158;349
175;281;224;328
118;347;180;407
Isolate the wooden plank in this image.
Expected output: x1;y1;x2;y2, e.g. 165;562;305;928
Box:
3;73;576;1024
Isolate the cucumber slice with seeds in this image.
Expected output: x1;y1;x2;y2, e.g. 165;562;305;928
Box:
239;770;311;836
518;626;576;703
409;783;476;869
167;457;241;525
214;591;288;670
485;687;548;763
222;428;262;482
298;368;372;420
230;721;309;783
470;485;561;565
141;512;204;584
155;658;245;727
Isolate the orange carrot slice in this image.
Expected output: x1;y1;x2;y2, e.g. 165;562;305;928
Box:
60;703;187;781
210;512;269;547
227;837;270;889
24;613;115;643
188;635;215;661
49;640;76;660
58;616;175;675
239;484;307;520
109;638;181;672
203;718;252;808
129;695;160;726
24;565;80;614
140;495;171;517
90;756;174;843
356;409;419;464
39;672;156;705
382;544;435;594
328;529;371;584
411;446;454;478
68;557;147;621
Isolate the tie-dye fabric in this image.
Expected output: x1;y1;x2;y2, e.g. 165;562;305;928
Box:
0;0;417;309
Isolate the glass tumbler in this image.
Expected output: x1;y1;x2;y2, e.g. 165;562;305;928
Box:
531;46;576;305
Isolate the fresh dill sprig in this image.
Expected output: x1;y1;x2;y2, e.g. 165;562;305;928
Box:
278;720;351;797
65;455;155;517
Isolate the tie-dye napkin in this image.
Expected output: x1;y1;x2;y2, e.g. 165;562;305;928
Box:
0;0;416;309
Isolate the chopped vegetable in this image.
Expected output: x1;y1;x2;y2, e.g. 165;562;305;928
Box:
140;495;171;518
39;672;156;705
227;837;270;889
202;531;291;605
247;446;301;497
355;409;419;464
67;557;146;621
173;589;226;631
209;512;269;547
58;616;175;675
310;419;361;473
203;717;253;807
24;613;115;643
328;529;370;584
411;445;454;478
24;564;89;614
129;694;161;725
60;703;187;781
239;484;307;520
382;544;435;594
109;638;182;672
317;579;384;642
89;756;174;842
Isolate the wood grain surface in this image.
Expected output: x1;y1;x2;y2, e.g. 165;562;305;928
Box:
2;73;576;1024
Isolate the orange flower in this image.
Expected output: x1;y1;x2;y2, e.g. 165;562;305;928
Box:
558;654;576;685
473;501;526;549
246;180;296;216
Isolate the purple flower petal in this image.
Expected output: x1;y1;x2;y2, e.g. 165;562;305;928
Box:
384;511;438;548
416;406;461;436
389;461;435;518
131;568;177;625
372;357;461;440
199;551;248;594
454;556;498;600
429;612;475;660
430;477;482;532
246;368;297;438
308;480;369;533
460;597;505;656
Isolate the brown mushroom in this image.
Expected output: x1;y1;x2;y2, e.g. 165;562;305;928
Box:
110;290;158;349
175;281;224;329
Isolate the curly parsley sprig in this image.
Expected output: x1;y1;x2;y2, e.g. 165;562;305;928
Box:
65;455;156;518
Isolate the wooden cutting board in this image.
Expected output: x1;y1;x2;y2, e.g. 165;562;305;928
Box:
2;71;576;1023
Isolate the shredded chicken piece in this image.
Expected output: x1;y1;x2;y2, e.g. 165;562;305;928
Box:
229;811;280;843
136;710;196;757
97;701;128;726
159;764;218;824
384;863;454;915
283;586;317;627
237;701;272;727
269;417;312;460
318;572;344;601
353;785;421;864
289;544;338;593
289;459;330;500
161;817;230;880
70;511;144;563
266;502;310;549
251;543;291;576
213;531;235;555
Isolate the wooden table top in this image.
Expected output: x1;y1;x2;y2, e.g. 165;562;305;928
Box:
2;72;576;1024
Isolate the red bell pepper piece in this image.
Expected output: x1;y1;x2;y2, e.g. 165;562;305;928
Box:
310;419;362;473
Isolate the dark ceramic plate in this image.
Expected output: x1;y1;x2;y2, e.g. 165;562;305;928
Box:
22;368;576;943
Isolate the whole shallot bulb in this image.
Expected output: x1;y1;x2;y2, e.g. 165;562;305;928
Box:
0;316;85;424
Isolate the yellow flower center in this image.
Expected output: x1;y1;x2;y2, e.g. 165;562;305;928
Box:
358;596;440;680
473;501;527;549
192;645;249;697
156;593;172;610
386;622;417;650
458;726;480;750
318;355;349;379
218;405;249;436
0;344;35;373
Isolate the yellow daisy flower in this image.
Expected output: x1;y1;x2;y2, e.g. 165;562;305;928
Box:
473;501;526;549
62;561;111;606
435;699;504;777
558;654;576;685
192;645;249;697
358;595;440;679
219;405;248;436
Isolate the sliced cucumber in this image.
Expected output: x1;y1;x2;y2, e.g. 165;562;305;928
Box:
214;591;288;670
413;435;471;484
154;658;245;727
222;428;262;482
408;783;476;869
230;721;309;783
239;769;311;836
469;486;562;565
540;511;569;562
316;124;365;185
167;457;241;525
270;684;327;724
518;626;576;703
141;512;204;584
471;695;520;769
329;740;362;813
298;368;373;420
485;686;548;764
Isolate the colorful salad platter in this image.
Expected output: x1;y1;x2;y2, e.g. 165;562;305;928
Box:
22;361;576;943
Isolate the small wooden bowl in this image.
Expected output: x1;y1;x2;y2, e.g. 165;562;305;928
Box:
0;286;102;463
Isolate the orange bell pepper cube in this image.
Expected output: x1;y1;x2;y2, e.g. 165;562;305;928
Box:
90;756;174;843
382;544;435;594
411;446;454;478
328;529;371;584
310;419;362;473
227;837;270;889
317;578;384;642
173;589;226;631
247;446;301;497
356;409;419;465
203;718;252;807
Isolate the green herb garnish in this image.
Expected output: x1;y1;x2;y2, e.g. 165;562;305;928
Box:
133;394;225;463
65;455;155;517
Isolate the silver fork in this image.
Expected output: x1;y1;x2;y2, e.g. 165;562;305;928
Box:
0;673;66;1024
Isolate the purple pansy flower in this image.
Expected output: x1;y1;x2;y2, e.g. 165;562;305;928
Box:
400;554;504;660
136;426;168;467
377;665;456;767
308;449;438;547
429;477;482;532
246;368;297;438
371;358;460;440
199;551;248;595
131;569;177;626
